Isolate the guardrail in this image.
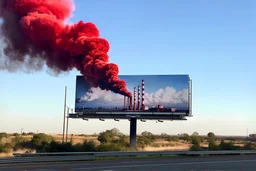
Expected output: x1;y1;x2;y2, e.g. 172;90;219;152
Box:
0;150;256;164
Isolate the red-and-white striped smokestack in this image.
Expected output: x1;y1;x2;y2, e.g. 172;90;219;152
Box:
142;79;145;110
137;86;140;111
129;96;132;110
127;96;129;109
124;96;126;109
133;87;136;111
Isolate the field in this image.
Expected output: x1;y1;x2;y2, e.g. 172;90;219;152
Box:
1;131;253;158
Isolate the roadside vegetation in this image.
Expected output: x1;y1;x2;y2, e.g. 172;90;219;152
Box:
0;130;256;156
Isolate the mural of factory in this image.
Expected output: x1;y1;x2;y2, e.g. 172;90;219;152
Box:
74;75;190;113
123;79;176;112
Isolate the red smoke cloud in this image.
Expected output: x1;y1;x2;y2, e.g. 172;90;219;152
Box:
0;0;131;97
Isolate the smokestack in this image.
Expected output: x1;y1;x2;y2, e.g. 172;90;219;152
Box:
138;86;140;111
129;97;132;110
127;96;129;109
142;80;145;110
133;87;136;110
124;96;126;109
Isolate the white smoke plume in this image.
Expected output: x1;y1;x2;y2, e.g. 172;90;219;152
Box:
78;86;188;107
79;87;123;103
144;86;188;107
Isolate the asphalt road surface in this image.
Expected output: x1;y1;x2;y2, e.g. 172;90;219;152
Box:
0;155;256;171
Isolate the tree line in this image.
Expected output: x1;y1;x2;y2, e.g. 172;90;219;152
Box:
0;130;256;153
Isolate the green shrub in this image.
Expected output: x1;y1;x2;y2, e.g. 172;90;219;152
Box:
13;133;19;136
80;140;97;152
244;142;256;150
0;141;12;153
141;131;156;141
208;140;219;150
97;131;114;144
0;141;4;152
168;137;179;142
181;133;191;142
0;132;8;139
73;141;97;152
31;133;53;147
11;136;31;150
137;136;155;148
112;135;129;147
191;136;202;145
27;132;35;136
190;144;202;151
160;133;169;139
218;140;236;150
207;132;216;142
40;141;75;152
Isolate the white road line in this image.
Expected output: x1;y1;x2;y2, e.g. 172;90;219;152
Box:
74;159;256;170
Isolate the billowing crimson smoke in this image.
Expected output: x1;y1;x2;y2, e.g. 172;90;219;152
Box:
0;0;131;97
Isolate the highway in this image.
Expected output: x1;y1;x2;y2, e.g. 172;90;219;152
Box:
0;155;256;170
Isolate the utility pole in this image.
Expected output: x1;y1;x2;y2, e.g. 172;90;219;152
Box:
66;107;70;143
62;86;67;143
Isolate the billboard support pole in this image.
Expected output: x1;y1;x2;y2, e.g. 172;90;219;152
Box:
62;86;67;144
130;118;137;148
66;107;69;143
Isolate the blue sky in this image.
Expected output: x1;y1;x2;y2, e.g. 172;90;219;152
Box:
0;0;255;135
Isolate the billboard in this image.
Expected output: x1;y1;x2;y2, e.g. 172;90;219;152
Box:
75;75;191;115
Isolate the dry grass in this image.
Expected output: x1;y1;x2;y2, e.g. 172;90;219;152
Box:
138;139;192;151
54;134;100;145
1;134;249;156
3;134;100;145
0;152;13;158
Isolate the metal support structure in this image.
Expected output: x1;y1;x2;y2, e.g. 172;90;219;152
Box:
188;78;192;115
66;107;70;143
62;86;67;143
129;118;137;148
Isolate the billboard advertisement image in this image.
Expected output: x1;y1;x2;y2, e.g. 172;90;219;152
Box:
75;75;190;114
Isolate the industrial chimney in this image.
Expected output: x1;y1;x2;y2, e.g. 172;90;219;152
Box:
129;96;132;110
133;87;136;111
127;96;129;109
124;96;126;109
137;85;140;111
142;79;145;110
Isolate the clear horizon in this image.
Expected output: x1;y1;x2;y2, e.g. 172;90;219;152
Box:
0;0;255;136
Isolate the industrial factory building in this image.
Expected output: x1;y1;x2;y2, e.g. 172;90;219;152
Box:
123;79;185;113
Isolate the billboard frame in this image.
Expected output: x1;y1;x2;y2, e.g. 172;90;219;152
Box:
70;74;192;120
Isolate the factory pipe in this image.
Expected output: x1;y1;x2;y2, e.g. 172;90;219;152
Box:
133;87;136;110
127;96;129;109
142;79;145;110
137;85;140;111
124;96;126;109
129;96;132;110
